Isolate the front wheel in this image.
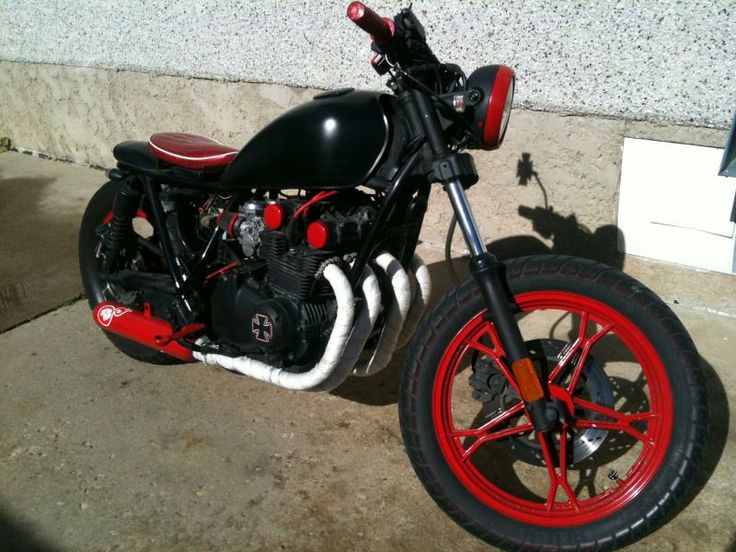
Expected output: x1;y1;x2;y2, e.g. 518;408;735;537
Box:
399;255;707;551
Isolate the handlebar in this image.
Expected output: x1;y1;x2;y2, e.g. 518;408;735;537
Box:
346;2;394;44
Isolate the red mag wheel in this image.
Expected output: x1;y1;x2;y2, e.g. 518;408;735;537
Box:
400;256;706;550
433;291;672;527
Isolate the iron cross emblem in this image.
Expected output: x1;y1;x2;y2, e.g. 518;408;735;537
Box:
251;313;273;343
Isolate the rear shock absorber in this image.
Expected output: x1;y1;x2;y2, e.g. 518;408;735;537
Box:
102;179;142;271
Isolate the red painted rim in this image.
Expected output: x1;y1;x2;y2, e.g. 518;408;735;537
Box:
432;291;673;527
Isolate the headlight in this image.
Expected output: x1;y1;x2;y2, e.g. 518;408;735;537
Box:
466;65;515;150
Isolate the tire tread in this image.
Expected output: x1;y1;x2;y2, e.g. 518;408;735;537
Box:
399;255;707;552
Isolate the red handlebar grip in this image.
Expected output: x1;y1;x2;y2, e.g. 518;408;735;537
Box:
347;2;393;44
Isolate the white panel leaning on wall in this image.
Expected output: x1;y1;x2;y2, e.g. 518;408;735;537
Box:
618;137;736;275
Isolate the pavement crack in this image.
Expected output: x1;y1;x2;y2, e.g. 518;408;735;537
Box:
0;294;85;335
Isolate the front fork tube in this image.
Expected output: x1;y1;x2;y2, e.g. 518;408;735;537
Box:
446;179;556;432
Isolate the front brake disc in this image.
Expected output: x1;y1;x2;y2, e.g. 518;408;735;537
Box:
470;338;614;466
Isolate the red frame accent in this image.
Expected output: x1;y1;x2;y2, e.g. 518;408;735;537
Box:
102;209;147;225
227;213;239;236
432;290;673;527
307;221;329;249
482;66;515;150
292;191;338;219
205;260;240;281
155;323;206;346
264;203;286;230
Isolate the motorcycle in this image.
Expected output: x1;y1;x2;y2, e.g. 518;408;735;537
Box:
79;3;708;550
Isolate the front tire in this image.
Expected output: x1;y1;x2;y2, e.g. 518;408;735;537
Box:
399;255;707;551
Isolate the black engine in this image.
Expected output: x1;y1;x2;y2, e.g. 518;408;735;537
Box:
209;271;332;364
205;190;375;365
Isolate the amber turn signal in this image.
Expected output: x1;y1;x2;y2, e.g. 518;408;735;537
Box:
511;357;544;402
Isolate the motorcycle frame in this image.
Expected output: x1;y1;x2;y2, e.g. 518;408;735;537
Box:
110;73;550;428
116;150;429;298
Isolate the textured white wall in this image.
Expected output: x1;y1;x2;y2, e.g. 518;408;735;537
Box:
0;0;734;127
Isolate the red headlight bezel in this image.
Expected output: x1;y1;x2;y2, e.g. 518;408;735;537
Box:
467;65;516;150
482;66;515;149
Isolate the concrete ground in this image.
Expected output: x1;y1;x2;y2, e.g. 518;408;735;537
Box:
0;152;102;332
0;152;734;551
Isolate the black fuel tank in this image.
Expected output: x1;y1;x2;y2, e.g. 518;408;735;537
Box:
222;89;390;190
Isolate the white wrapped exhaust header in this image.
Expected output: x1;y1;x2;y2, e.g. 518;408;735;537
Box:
352;252;411;377
398;254;432;349
311;265;381;392
194;263;355;391
195;253;431;391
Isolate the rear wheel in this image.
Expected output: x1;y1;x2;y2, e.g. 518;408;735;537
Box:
79;180;183;364
399;255;707;550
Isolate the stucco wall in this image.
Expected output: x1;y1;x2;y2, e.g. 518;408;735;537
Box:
1;0;733;127
1;61;732;314
1;1;734;313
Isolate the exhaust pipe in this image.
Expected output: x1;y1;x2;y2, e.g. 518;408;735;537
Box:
352;252;411;377
92;302;194;361
397;254;432;349
93;254;429;388
194;262;356;391
311;264;381;392
352;253;431;377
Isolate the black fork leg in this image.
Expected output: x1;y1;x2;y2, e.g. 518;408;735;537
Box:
444;179;528;358
409;89;534;366
407;88;556;432
443;178;531;360
446;178;556;432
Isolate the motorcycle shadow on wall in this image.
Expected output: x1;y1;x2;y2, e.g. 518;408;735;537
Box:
333;152;728;511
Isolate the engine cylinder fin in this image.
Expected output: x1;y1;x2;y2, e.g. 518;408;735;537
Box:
262;230;333;301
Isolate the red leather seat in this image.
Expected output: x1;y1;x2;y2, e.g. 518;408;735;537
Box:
148;133;238;169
